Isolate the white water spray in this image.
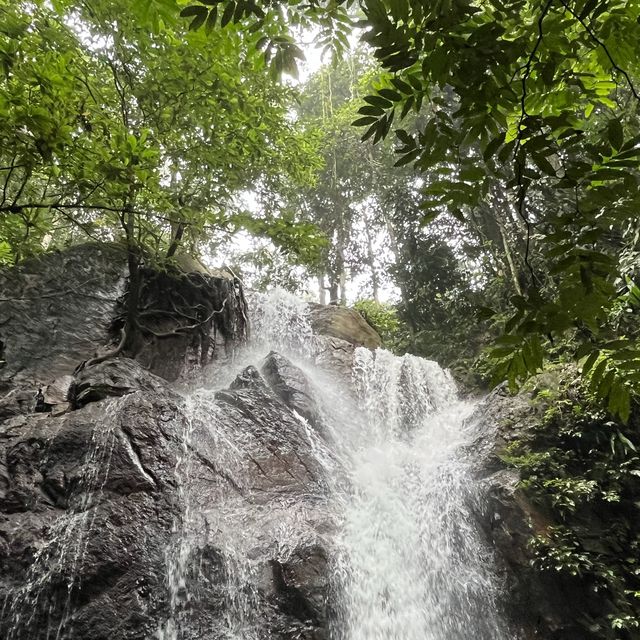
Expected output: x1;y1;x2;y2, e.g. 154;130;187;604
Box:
161;288;512;639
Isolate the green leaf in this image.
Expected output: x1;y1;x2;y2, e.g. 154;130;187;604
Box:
378;88;402;101
394;148;420;166
188;9;208;29
607;119;624;151
220;2;235;27
358;104;385;117
352;116;378;127
180;5;207;17
483;134;505;161
582;350;600;375
205;6;218;31
364;95;393;109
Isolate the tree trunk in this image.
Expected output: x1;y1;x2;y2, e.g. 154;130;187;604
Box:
339;269;347;306
364;210;380;302
317;273;327;305
336;215;347;306
328;280;339;305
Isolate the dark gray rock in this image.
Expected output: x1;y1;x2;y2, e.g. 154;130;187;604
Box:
270;545;329;634
215;364;326;496
0;387;37;420
0;243;126;385
261;351;320;427
72;358;171;407
472;388;598;640
0;385;187;640
1;353;333;640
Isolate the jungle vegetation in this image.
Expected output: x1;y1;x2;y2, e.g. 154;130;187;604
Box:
1;1;640;635
2;0;638;417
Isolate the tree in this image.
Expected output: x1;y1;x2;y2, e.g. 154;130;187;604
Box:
181;0;640;420
0;0;322;355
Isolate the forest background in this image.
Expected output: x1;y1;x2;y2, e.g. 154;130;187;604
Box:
1;3;640;634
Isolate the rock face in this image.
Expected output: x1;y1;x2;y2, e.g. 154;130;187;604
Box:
0;351;334;639
0;384;185;639
261;351;321;428
0;244;126;385
471;387;594;640
72;358;170;407
0;248;341;639
308;303;381;350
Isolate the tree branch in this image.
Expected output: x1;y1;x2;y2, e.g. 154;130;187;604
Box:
558;0;640;101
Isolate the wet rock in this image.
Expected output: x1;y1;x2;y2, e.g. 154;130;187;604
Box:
310;335;356;384
271;545;329;632
44;375;74;405
72;358;171;407
0;243;126;384
229;364;264;390
1;349;333;640
216;366;325;495
261;351;320;427
472;388;597;640
0;386;186;640
308;303;381;350
0;386;37;420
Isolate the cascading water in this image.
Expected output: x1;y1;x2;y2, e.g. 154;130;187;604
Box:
335;348;510;640
157;288;513;640
4;288;513;640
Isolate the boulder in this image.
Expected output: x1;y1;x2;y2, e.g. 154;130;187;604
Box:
310;335;357;384
0;353;334;640
261;351;320;427
308;303;381;350
72;358;171;407
270;545;329;632
0;385;186;640
0;386;37;420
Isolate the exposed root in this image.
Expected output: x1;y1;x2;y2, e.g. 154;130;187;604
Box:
75;327;127;373
75;263;250;373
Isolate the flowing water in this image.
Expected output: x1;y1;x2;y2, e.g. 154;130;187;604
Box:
3;399;122;640
159;288;512;640
6;289;512;639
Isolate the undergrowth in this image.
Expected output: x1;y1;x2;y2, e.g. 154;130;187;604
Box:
502;369;640;638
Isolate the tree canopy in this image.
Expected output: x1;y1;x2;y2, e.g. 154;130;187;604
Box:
176;0;640;422
0;0;321;266
1;0;639;421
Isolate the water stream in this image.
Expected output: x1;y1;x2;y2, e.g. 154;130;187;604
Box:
159;289;512;640
4;289;512;639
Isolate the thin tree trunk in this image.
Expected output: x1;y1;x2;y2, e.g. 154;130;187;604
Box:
497;217;523;295
364;210;380;302
339;269;347;306
318;273;327;305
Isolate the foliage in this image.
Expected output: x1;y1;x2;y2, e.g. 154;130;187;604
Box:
353;298;403;351
181;0;640;417
503;369;640;638
0;0;320;267
349;0;640;419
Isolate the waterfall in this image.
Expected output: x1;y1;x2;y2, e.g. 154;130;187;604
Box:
4;288;513;639
336;348;509;640
158;288;512;639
